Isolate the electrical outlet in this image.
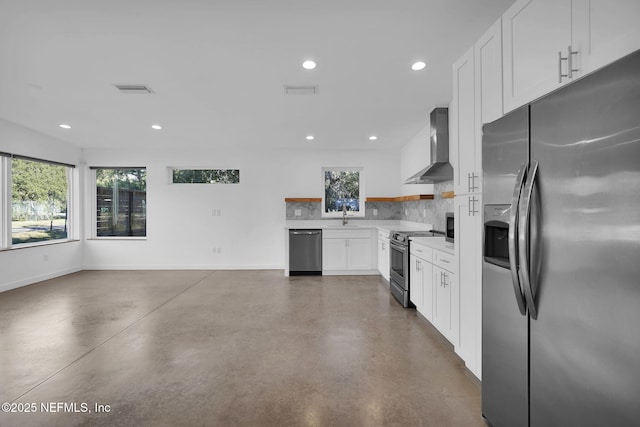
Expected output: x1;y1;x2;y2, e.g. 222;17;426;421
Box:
405;209;408;216
294;209;302;216
423;209;427;217
373;209;378;216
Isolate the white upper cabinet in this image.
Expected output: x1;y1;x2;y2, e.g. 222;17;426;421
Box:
474;18;504;194
451;46;476;195
503;0;640;113
452;18;504;195
502;0;573;113
572;0;640;75
475;19;504;131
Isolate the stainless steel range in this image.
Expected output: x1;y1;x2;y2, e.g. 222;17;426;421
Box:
389;229;444;307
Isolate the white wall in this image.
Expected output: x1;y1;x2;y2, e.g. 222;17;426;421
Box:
0;118;84;292
82;146;401;270
400;124;435;196
0;117;403;285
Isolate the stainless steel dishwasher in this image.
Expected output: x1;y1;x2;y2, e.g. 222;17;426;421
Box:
289;229;322;275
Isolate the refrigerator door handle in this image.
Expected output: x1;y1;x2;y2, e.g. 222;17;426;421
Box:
509;163;528;315
519;161;539;320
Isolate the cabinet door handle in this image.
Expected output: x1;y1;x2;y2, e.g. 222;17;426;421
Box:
558;51;569;82
467;173;472;193
471;172;479;192
567;45;579;78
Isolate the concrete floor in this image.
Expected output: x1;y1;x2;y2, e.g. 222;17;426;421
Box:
0;270;484;426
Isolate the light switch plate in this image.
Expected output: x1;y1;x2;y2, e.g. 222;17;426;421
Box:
373;209;378;216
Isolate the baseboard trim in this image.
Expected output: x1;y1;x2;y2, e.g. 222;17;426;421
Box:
0;266;83;293
81;264;284;271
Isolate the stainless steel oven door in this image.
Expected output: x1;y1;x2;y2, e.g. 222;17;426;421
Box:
389;241;408;288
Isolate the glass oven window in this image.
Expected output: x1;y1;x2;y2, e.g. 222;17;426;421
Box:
390;245;405;278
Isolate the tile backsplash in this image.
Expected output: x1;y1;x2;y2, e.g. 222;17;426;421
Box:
400;181;454;232
285;180;454;231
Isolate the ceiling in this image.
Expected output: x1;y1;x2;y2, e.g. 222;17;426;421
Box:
0;0;515;151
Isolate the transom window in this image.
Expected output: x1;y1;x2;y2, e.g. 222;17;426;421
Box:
171;168;239;184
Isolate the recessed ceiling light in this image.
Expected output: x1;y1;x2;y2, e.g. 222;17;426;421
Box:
369;135;378;141
302;60;317;70
411;61;427;71
306;135;315;141
151;124;162;130
59;123;71;129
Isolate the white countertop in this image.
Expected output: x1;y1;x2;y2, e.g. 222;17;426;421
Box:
285;220;432;233
410;236;455;255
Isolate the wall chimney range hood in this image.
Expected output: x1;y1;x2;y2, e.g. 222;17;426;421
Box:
405;107;453;184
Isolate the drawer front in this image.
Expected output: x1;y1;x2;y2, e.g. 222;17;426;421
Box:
323;229;371;239
434;250;454;272
378;230;390;240
410;243;433;260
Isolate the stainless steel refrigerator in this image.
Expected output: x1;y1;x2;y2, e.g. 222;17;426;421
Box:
481;49;640;426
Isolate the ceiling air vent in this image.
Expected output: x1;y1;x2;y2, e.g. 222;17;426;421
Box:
284;85;317;95
114;84;154;94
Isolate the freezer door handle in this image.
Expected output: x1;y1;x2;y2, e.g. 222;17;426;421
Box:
519;161;539;320
508;163;528;315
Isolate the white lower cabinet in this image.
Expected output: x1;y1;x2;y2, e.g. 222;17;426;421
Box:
377;231;390;280
410;243;456;344
410;243;433;321
322;238;348;270
323;229;375;273
347;238;372;270
455;195;483;379
433;251;458;346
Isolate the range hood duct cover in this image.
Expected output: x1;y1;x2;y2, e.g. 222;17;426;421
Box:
405;107;453;184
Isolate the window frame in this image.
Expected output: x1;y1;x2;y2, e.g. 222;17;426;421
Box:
321;166;365;219
1;153;76;250
168;167;240;184
90;166;147;240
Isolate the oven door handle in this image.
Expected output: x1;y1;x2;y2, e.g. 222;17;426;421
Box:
390;241;407;253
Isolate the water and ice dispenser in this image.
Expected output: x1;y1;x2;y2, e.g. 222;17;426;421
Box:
484;204;511;269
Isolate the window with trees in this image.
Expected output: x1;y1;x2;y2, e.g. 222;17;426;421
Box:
0;153;74;248
322;167;364;218
92;167;146;237
12;157;70;245
171;169;239;184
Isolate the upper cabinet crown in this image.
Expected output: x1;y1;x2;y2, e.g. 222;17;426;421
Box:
502;0;640;113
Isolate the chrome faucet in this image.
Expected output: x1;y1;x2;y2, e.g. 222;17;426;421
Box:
342;204;348;225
